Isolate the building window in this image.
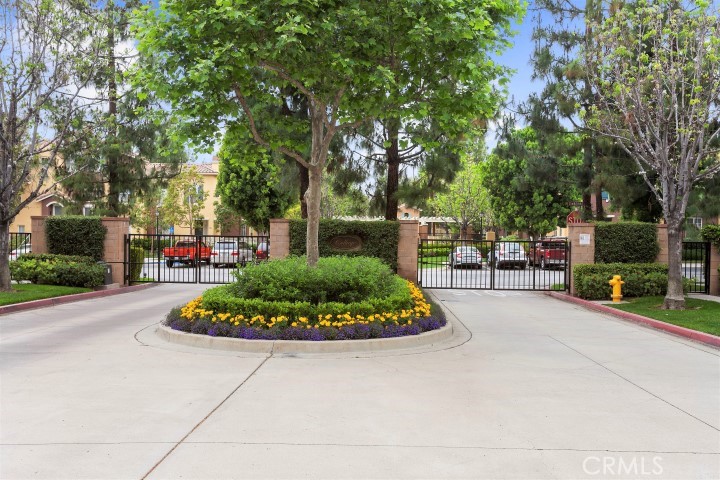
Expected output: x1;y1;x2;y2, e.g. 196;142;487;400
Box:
82;204;93;216
687;217;703;229
48;203;64;216
18;225;25;233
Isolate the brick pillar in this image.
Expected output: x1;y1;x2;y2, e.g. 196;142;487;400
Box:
269;219;290;260
101;217;129;285
30;217;48;254
710;244;720;296
397;220;419;283
567;223;596;296
656;224;668;264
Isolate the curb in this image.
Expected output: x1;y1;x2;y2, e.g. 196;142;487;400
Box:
0;283;159;316
546;291;720;348
156;319;454;354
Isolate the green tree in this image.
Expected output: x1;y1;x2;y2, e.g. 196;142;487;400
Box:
527;0;607;221
584;0;720;309
215;126;293;232
1;0;102;291
482;127;580;238
160;166;208;233
133;0;523;266
58;0;186;216
429;151;491;239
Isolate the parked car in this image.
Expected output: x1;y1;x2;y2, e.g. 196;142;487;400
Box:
256;241;269;261
162;240;211;268
448;246;483;269
9;244;31;261
490;242;527;269
528;239;567;270
211;240;254;268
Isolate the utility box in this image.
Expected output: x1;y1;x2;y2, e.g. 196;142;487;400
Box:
97;262;113;285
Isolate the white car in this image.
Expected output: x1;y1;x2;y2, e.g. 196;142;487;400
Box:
491;242;527;269
210;240;253;268
448;246;483;269
9;244;31;261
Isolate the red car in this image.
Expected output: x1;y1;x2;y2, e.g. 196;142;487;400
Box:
256;241;269;261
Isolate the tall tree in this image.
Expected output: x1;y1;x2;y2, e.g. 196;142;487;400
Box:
133;0;523;266
429;149;491;239
0;0;102;291
159;165;208;233
215;125;294;232
482;126;580;238
584;0;720;310
58;0;185;216
527;0;607;221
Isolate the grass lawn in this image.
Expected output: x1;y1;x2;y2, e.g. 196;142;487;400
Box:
0;284;91;306
610;296;720;336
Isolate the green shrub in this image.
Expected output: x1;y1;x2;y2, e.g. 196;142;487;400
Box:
573;263;690;300
594;222;659;264
46;216;106;260
289;220;399;270
9;254;103;288
129;247;145;282
701;225;720;252
130;237;173;251
231;256;402;304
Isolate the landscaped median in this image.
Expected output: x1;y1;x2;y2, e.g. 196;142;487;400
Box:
547;292;720;348
161;256;450;353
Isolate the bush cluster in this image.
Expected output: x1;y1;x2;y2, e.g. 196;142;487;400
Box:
701;225;720;251
166;256;446;341
289;220;399;270
594;222;659;264
129;247;145;282
45;216;106;260
130;237;174;251
10;253;104;288
573;263;689;300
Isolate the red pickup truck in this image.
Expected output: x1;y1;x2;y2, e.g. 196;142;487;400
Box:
163;240;211;268
528;239;567;270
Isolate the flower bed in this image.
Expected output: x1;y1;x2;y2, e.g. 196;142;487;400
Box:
165;279;445;341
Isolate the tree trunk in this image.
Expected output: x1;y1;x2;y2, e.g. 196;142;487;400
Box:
106;5;120;217
305;164;322;266
299;163;309;219
384;118;400;221
0;221;12;291
595;188;605;221
663;219;685;310
580;136;594;221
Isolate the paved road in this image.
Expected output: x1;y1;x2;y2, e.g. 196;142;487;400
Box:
1;285;718;479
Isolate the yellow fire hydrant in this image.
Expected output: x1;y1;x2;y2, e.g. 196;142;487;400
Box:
609;275;624;303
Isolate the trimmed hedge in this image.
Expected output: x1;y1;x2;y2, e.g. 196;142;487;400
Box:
573;263;689;300
129;247;144;282
46;216;106;260
289;219;399;270
9;253;104;288
594;222;659;264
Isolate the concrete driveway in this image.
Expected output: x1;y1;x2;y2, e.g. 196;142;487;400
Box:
1;285;718;479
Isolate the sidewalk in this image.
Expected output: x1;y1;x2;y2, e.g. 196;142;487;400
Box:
1;285;718;479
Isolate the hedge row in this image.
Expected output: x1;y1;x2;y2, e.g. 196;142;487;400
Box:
9;253;104;288
46;216;106;260
289;220;399;270
573;263;689;300
594;222;659;264
701;225;720;252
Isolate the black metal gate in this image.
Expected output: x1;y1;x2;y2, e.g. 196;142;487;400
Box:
125;234;269;284
418;239;570;291
682;241;711;294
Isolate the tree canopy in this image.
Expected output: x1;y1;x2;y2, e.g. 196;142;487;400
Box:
584;0;720;309
133;0;523;265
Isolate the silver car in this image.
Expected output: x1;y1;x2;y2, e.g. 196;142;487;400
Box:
210;240;253;268
491;242;527;269
448;246;483;269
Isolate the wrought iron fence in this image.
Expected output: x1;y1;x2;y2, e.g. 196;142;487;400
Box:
8;232;32;259
418;238;569;291
682;241;710;294
125;234;269;284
